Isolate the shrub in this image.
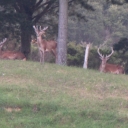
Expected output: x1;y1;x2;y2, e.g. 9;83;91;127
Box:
67;42;84;66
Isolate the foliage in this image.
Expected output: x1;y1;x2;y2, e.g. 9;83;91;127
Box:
30;43;39;61
113;38;128;54
67;42;84;66
68;1;128;46
107;0;128;4
113;38;128;73
67;43;101;69
0;0;128;44
0;0;93;41
88;47;100;69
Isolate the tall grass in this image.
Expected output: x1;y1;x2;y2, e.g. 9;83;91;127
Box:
0;60;128;128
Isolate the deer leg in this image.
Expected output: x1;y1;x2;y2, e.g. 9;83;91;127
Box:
41;52;43;63
51;49;57;62
39;48;45;63
39;50;42;63
42;51;45;63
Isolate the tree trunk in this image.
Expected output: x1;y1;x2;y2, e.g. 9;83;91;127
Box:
20;24;32;59
57;0;68;65
83;43;91;69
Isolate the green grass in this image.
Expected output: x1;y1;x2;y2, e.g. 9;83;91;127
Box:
0;60;128;128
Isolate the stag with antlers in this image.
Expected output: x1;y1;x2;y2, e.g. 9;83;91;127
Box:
33;25;57;63
97;46;124;74
0;38;26;60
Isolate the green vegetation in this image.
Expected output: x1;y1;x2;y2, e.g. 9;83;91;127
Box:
0;60;128;127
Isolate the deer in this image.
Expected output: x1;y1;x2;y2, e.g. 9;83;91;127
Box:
33;25;57;63
0;38;26;60
97;46;125;74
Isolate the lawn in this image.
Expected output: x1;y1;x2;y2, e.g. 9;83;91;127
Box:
0;60;128;128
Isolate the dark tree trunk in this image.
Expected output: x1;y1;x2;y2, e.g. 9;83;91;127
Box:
20;23;32;59
57;0;68;65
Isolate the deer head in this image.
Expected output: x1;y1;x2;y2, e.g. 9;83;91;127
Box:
97;46;114;72
33;26;48;37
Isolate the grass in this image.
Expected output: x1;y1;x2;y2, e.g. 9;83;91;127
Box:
0;60;128;128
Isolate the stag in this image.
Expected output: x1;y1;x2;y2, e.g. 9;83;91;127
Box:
0;38;26;60
33;25;57;63
97;46;124;74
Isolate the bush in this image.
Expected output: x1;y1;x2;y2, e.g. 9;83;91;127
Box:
67;42;128;73
67;42;84;66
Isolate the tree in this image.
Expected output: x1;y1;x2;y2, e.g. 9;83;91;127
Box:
107;0;128;4
57;0;68;65
0;0;56;57
0;0;94;59
68;0;128;47
83;43;91;69
113;37;128;54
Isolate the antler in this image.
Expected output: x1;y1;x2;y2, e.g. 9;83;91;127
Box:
0;38;7;46
97;45;114;59
33;25;48;36
97;45;104;58
43;26;48;31
33;26;38;35
106;47;114;59
33;25;48;31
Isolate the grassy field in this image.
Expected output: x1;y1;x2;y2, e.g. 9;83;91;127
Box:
0;60;128;128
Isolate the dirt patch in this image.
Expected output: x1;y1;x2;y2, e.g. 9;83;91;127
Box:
4;107;21;112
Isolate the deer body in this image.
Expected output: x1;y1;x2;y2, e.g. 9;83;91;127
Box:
100;63;124;74
38;38;56;55
0;38;26;60
33;26;57;63
98;46;124;74
0;51;26;60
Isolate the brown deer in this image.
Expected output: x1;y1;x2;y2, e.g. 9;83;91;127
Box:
97;46;124;74
33;25;57;63
0;38;26;60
